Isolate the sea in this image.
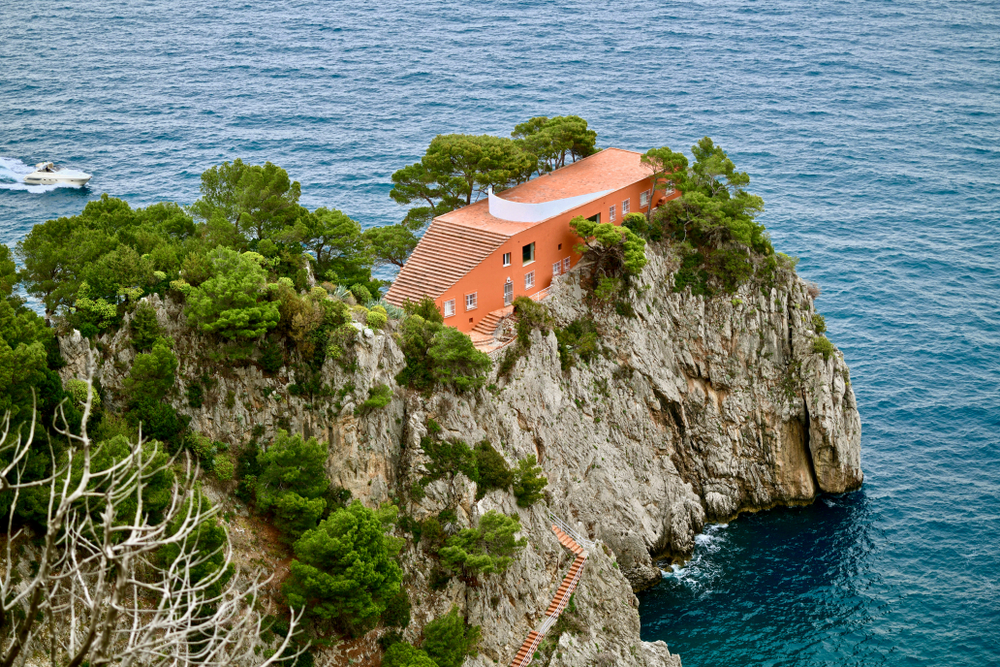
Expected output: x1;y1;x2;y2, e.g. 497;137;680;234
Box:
1;1;997;664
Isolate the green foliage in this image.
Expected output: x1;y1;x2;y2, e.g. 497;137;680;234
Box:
382;588;412;629
812;335;836;361
283;501;403;637
390;134;536;228
367;309;388;330
356;383;393;415
439;511;526;578
213;453;235;481
512;296;553;348
65;378;101;410
158;491;234;602
511;115;597;175
382;643;436;667
593;276;623;304
569;217;648;280
124;339;177;402
185;247;280;340
812;313;827;334
404;296;444;324
287;207;368;283
349;283;372;305
474;441;513;500
512;455;547;508
363;224;418;268
130;301;161;352
190;158;304;243
396;311;491;393
258;338;285;374
422;605;481;667
421;436;478;483
0;245;18;297
673;249;710;295
621;212;650;238
256;430;330;539
554;318;600;371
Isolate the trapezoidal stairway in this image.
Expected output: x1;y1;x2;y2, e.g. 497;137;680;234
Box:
509;515;596;667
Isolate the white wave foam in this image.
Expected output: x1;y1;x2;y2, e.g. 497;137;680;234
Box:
0;156;85;193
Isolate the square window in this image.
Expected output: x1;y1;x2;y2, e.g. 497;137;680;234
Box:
622;198;630;215
443;299;455;318
609;204;616;221
525;271;535;289
502;252;511;267
562;257;570;272
522;243;535;265
553;261;561;276
465;292;477;310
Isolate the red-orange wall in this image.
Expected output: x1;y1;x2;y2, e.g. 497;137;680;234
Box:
434;181;677;333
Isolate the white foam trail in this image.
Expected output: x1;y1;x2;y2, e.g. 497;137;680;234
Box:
0;156;85;192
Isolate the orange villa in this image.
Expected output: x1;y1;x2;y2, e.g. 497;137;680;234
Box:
384;148;678;341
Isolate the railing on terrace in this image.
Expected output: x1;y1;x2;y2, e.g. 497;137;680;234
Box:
548;513;596;551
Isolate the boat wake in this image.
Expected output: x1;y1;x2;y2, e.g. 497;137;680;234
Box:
0;157;86;192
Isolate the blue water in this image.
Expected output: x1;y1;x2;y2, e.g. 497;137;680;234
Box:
2;1;998;664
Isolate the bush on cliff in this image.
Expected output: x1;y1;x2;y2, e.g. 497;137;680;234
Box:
512;455;548;508
569;216;648;279
439;510;526;579
283;501;403;637
185;248;280;341
474;441;514;500
255;430;329;539
382;643;436;667
422;605;481;667
396;298;491;393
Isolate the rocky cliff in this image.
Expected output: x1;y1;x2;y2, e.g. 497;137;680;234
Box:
59;244;862;667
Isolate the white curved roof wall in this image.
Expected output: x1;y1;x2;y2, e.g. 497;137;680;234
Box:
488;188;614;223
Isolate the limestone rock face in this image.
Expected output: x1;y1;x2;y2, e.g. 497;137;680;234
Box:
64;245;861;667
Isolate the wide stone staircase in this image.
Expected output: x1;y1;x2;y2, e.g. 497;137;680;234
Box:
509;516;595;667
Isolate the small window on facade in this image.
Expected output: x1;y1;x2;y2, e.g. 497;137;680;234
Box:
558;243;562;250
640;190;651;208
609;204;616;221
522;243;535;265
465;292;477;311
525;271;535;289
553;261;561;276
562;257;570;272
443;299;456;318
504;280;513;305
622;198;630;215
502;252;511;267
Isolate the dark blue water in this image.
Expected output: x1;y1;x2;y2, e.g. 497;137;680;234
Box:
2;1;998;664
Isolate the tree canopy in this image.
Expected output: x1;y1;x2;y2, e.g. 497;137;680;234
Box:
512;115;598;175
438;510;526;578
183;248;281;340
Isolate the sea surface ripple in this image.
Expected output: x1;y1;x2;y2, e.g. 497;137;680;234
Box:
1;1;998;665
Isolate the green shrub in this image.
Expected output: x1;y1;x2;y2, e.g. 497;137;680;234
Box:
554;318;600;370
382;588;411;629
709;246;753;294
185;248;280;340
65;378;100;410
512;296;552;348
622;212;650;238
513;455;547;508
422;605;481;667
812;335;836;361
256;430;330;539
130;301;161;352
125;340;177;402
349;283;372;305
812;313;827;334
439;511;526;579
355;383;393;415
283;501;403;637
403;296;444;324
185;431;216;464
186;382;204;408
421;436;477;483
396;314;490;393
569;216;648;278
259;338;285;374
367;310;388;330
474;441;513;500
213;453;235;481
673;250;710;296
382;643;436;667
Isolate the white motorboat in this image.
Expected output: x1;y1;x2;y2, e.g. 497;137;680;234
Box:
23;162;91;186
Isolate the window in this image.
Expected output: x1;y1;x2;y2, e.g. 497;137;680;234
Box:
553;261;561;276
587;213;600;223
522;243;535;265
502;252;511;267
558;243;562;250
465;292;477;310
443;299;455;318
562;257;570;273
609;204;616;221
504;280;513;305
622;198;630;215
640;189;651;208
525;271;535;289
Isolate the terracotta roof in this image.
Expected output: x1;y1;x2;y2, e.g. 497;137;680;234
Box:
384;147;652;305
437;147;652;231
384;219;508;306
